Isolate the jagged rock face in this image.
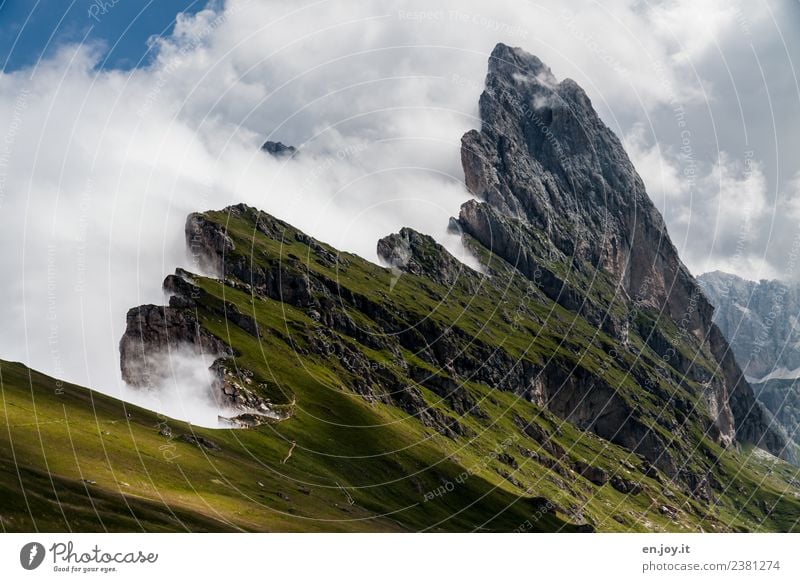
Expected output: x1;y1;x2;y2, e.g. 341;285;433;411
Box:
699;271;800;381
460;44;692;315
186;211;235;276
377;227;472;289
119;304;232;387
460;43;710;328
120;270;284;424
186;207;324;307
456;43;788;460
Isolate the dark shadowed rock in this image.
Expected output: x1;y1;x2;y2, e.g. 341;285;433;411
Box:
119;304;232;387
261;140;297;158
163;270;204;308
573;461;609;486
610;476;642;495
179;434;221;451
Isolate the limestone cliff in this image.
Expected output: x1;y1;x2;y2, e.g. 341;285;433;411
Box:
456;43;787;460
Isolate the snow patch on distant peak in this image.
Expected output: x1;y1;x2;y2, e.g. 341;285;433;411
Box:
748;366;800;384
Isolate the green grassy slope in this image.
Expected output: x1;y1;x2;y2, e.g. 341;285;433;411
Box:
197;207;800;532
3;204;800;532
3;355;799;532
0;360;581;532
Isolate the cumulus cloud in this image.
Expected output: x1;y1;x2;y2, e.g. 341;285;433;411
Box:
626;123;790;280
0;0;795;423
646;0;751;61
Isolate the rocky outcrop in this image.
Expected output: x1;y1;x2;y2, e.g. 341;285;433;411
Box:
186;207;324;307
119;304;232;387
377;228;474;289
120;272;288;426
574;461;609;486
261;140;297;158
455;43;789;461
186;211;235;277
163;271;204;308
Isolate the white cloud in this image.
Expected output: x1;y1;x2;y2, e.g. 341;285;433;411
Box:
626;123;779;279
646;0;744;61
119;349;230;429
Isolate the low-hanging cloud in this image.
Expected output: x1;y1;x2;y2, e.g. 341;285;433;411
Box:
0;0;796;423
119;348;233;429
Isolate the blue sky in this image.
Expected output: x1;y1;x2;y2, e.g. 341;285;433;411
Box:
0;0;206;71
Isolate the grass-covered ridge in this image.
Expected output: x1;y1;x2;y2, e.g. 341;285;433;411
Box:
3;203;800;532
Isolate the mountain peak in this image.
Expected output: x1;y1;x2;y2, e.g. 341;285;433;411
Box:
488;43;557;86
699;270;753;284
459;45;791;461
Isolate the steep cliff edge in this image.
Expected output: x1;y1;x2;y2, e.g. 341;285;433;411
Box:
119;269;291;425
457;43;788;460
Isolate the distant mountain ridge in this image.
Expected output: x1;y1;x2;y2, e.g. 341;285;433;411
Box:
698;271;800;382
699;270;800;445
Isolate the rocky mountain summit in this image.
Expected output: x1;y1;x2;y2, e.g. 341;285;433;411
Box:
456;43;789;460
114;44;800;531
